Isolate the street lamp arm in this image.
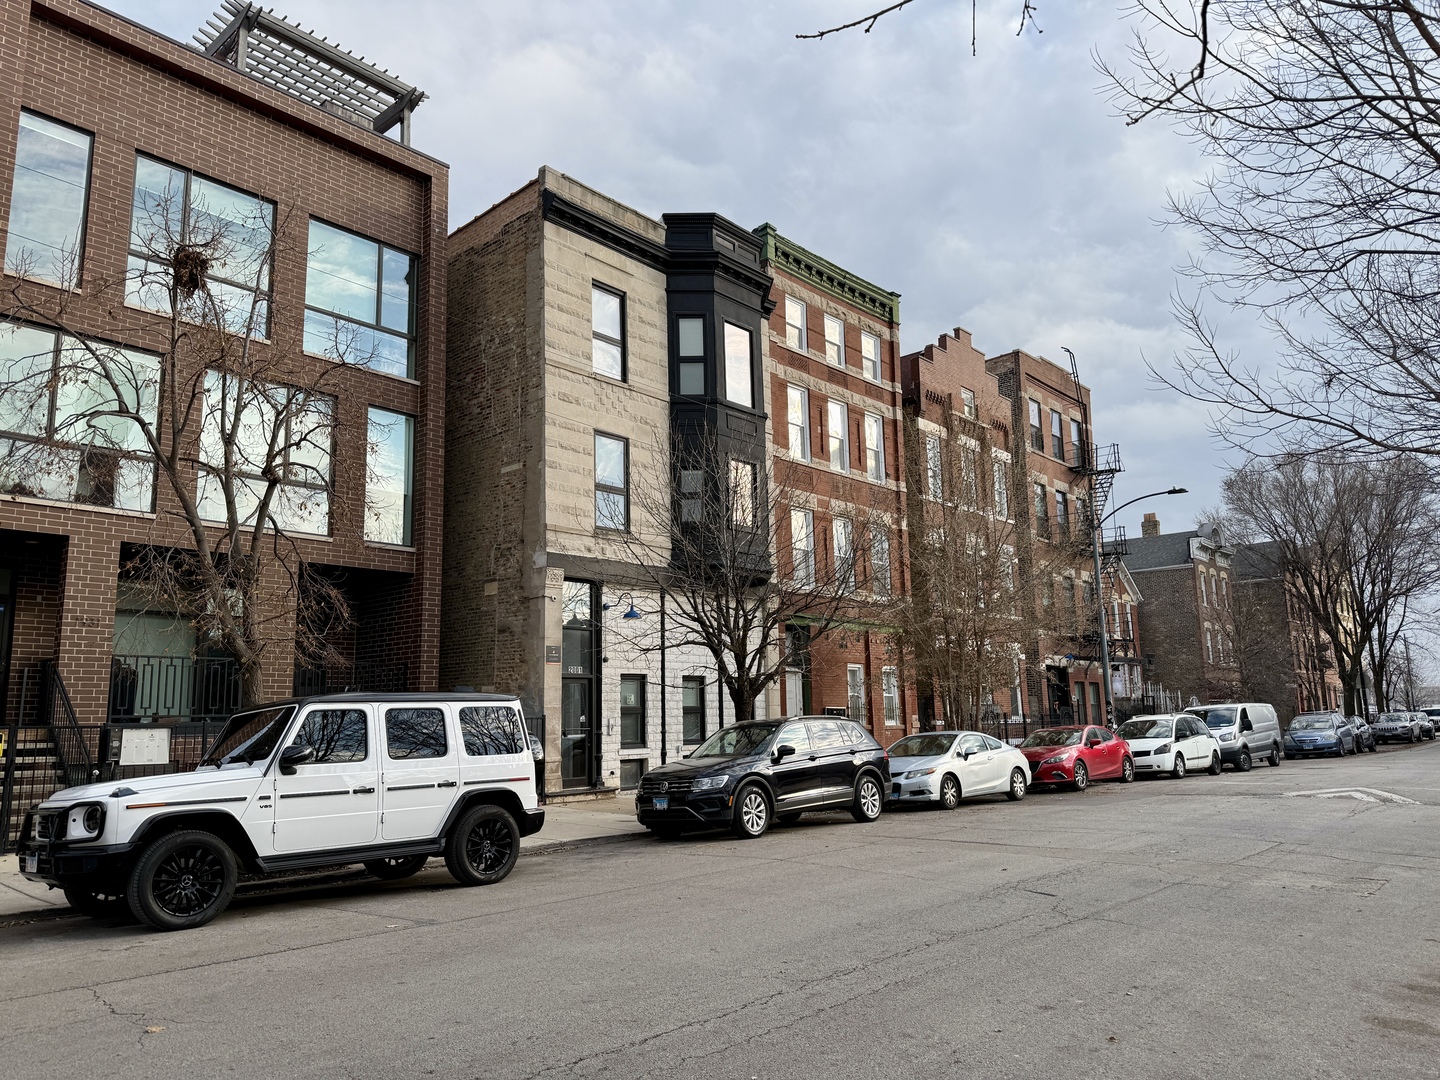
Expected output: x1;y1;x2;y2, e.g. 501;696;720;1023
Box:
1100;487;1187;527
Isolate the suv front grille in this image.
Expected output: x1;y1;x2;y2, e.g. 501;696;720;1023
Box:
639;778;692;797
32;810;63;842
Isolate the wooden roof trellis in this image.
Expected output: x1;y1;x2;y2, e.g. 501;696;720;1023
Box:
194;1;426;145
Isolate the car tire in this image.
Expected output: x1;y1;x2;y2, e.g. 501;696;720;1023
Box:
851;772;884;823
1336;741;1346;757
1171;754;1187;780
364;855;430;880
63;886;131;920
1209;752;1223;775
1072;760;1089;791
731;783;771;839
1237;749;1253;772
126;830;238;932
939;774;962;810
1269;748;1281;766
1120;756;1135;783
1408;731;1416;743
1007;767;1028;801
444;804;520;886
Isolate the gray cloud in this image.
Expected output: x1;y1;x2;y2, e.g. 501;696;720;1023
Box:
112;0;1274;534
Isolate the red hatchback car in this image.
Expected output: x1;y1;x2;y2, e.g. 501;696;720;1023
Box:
1018;726;1135;790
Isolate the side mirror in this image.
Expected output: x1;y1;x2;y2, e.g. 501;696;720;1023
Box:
961;749;973;760
1087;737;1102;748
773;743;797;762
279;744;316;774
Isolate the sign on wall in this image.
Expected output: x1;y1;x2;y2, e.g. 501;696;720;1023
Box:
119;726;170;767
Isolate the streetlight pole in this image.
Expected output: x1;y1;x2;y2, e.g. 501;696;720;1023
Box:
1091;487;1187;726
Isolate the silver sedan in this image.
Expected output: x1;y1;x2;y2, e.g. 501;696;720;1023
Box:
886;730;1030;809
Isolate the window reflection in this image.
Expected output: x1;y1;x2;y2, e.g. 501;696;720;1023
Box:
305;219;415;378
459;706;524;757
366;407;413;545
293;709;368;763
4;112;93;286
385;708;447;759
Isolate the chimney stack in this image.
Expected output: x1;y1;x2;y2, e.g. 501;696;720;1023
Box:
1142;512;1160;538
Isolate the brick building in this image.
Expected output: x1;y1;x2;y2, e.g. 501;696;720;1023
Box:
755;226;914;742
0;1;446;738
444;169;772;795
985;348;1106;725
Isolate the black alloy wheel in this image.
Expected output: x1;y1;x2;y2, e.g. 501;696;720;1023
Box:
1237;749;1253;772
1072;760;1089;792
939;774;962;810
364;855;431;880
731;783;771;839
63;886;131;920
127;830;238;931
445;804;520;886
1209;752;1223;775
1171;754;1187;780
1007;768;1028;801
851;773;884;823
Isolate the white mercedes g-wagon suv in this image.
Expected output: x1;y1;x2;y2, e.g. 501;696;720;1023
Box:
17;692;544;931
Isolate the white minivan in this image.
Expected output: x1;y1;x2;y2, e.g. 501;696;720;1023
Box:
1185;702;1282;771
17;692;543;931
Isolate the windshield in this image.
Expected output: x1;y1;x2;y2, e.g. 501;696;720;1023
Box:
1189;706;1237;729
1290;715;1335;731
199;705;296;767
689;723;779;759
1118;718;1173;740
1377;713;1410;723
888;734;958;758
1020;729;1082;748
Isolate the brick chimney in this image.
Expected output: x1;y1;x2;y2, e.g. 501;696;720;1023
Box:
1142;512;1160;537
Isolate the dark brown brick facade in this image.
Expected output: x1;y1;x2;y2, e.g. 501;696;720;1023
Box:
0;0;447;720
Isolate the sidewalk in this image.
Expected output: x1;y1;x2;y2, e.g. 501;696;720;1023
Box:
0;794;648;919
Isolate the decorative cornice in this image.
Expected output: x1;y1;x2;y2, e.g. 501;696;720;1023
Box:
541;190;669;271
753;223;900;326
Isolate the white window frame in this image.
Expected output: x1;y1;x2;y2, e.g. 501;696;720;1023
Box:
861;332;881;382
864;412;885;482
784;296;807;352
882;667;899;726
824;314;844;366
925;433;943;500
834;516;854;593
870;526;891;598
787;385;810;461
791;508;815;586
847;664;866;723
992;459;1010;518
827;399;849;473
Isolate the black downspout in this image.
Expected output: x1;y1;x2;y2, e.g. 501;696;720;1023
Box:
659;589;667;764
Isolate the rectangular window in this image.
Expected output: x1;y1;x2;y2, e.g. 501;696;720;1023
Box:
5;112;93;286
1028;399;1044;451
961;387;977;419
787;385;810;460
925;433;943;500
993;459;1010;518
961;446;979;508
1033;482;1049;539
882;667;900;726
365;406;413;544
677;315;705;395
1050;409;1064;459
861;332;881;381
870;526;891;598
834;516;854;593
130;156;275;340
847;664;865;723
784;296;806;351
729;459;756;528
723;322;753;408
594;432;629;531
682;677;706;744
292;709;368;763
385;707;447;759
619;759;646;790
1075;495;1089;534
591;283;625;380
791;508;815;586
864;413;885;481
0;322;158;511
620;675;646;748
678;467;702;523
1205;628;1214;663
459;706;525;756
828;400;849;472
823;314;844;366
1069;418;1084;467
199;372;334;536
1055;491;1069;537
303;217;413;376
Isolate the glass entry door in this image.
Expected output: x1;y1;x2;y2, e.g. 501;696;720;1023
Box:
560;679;593;788
560;580;598;788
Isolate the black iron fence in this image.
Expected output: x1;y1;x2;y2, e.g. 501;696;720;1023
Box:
293;662;409;697
109;654;242;725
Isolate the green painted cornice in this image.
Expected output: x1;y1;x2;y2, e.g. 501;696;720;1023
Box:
753;223;900;326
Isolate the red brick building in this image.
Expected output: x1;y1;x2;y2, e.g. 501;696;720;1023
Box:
0;0;446;747
755;225;914;742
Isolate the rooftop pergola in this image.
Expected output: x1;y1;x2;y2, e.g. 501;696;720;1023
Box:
195;1;426;145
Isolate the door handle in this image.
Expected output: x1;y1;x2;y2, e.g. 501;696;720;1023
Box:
437;780;457;788
352;786;376;795
807;755;818;761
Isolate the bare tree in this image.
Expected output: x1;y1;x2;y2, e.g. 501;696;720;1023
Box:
797;0;1043;54
1101;1;1440;460
607;431;891;725
0;177;389;704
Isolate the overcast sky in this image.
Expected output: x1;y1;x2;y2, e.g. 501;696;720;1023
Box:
112;0;1265;537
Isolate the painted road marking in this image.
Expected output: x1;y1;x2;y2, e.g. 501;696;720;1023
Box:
1284;787;1419;805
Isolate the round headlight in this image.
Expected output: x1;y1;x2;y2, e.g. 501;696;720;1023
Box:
82;804;103;834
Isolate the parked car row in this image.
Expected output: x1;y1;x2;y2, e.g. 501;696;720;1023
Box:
1370;711;1438;745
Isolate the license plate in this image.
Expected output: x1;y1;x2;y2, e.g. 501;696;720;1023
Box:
24;854;37;873
653;797;668;811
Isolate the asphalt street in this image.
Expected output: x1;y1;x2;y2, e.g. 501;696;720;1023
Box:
4;740;1440;1080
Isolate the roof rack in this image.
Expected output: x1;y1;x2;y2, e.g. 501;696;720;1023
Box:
194;1;425;145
